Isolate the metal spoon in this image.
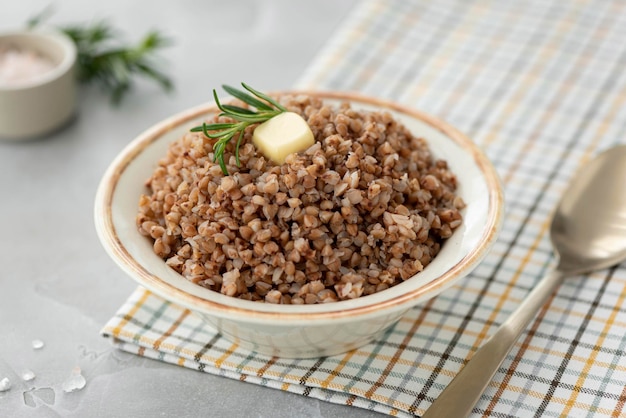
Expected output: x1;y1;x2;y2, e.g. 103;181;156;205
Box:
423;145;626;418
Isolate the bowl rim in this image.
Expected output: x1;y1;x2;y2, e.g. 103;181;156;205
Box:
0;28;76;91
95;91;504;324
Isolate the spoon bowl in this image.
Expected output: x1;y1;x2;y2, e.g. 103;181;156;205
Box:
424;144;626;418
551;145;626;274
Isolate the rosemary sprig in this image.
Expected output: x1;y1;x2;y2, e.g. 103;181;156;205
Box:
190;83;287;175
27;8;173;104
68;26;173;104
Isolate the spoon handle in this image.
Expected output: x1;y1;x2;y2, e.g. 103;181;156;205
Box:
421;268;566;418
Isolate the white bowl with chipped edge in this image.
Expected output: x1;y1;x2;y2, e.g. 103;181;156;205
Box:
0;29;77;140
94;91;504;358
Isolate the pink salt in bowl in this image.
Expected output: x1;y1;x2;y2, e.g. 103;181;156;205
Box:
0;29;76;140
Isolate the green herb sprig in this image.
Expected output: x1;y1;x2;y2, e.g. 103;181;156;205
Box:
191;83;287;175
64;24;173;104
28;7;173;104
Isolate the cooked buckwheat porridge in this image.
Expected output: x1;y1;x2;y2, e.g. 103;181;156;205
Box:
137;94;464;304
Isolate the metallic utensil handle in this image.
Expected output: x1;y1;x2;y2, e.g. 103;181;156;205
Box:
421;269;566;418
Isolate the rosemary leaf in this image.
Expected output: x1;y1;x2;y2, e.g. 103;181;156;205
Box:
221;104;257;115
204;127;239;139
190;123;235;132
217;112;276;124
242;83;287;112
222;84;274;111
234;128;245;166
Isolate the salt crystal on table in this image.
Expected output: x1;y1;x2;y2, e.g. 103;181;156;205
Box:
0;377;11;392
62;367;86;393
32;339;44;350
22;370;36;381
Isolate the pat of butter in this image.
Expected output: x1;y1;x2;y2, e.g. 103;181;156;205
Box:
252;112;315;164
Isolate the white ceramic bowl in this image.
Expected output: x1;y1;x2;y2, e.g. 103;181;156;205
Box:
0;29;76;140
95;92;504;358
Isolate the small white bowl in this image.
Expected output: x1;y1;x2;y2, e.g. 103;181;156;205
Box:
95;92;504;358
0;29;77;140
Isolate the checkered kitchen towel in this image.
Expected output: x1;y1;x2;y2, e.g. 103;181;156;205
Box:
102;0;626;416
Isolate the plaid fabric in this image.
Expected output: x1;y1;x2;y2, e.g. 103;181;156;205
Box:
102;0;626;416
